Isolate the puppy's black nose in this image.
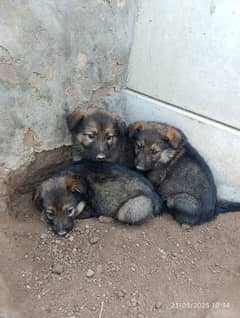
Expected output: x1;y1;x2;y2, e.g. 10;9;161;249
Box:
53;224;68;237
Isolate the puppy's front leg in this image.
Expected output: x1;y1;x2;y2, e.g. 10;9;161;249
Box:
77;205;96;219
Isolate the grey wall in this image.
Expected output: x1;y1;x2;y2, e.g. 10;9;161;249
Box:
0;0;136;172
0;0;136;216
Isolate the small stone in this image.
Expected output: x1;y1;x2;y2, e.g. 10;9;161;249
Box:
98;216;114;224
114;289;126;299
88;234;100;245
52;264;64;275
130;297;138;307
181;224;191;231
159;249;167;259
154;302;163;310
40;233;48;240
86;269;94;278
69;235;74;242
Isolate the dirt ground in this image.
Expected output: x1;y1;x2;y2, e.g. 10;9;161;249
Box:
1;192;240;318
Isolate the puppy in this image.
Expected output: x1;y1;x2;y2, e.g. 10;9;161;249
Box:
33;161;163;236
67;108;134;167
32;173;88;236
128;121;240;225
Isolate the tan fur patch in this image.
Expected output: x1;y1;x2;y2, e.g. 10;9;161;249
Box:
128;121;143;137
65;176;81;193
165;127;182;148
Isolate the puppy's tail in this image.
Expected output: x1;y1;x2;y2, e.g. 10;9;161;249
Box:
216;201;240;214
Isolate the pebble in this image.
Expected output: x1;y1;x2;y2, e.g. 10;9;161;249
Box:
114;288;126;299
69;235;74;242
182;224;191;231
154;302;163;310
88;234;100;245
98;216;114;224
159;249;167;259
40;233;48;240
130;297;138;307
52;264;64;275
86;269;95;278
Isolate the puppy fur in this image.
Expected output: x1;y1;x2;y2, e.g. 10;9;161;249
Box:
128;121;240;225
67;108;134;167
33;161;163;235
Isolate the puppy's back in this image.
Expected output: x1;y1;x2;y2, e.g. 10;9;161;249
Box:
69;161;163;217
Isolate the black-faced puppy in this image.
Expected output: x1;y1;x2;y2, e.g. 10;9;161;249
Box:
67;108;134;167
33;174;88;236
128;121;240;225
33;161;163;236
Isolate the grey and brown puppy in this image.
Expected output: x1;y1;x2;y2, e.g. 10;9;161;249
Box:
128;121;240;225
33;161;162;236
67;108;134;167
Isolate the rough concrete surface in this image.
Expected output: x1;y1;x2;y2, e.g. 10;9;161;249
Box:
0;0;137;215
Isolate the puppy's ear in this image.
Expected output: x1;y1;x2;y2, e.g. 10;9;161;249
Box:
66;175;87;195
67;111;85;132
127;122;143;138
32;185;43;210
164;127;183;149
114;115;127;136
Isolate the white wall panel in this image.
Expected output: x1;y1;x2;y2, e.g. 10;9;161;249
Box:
128;0;240;129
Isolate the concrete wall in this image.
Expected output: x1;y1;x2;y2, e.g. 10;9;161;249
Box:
0;0;136;216
0;0;136;172
123;0;240;200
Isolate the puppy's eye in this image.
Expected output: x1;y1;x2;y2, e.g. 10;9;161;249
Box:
66;207;75;217
87;133;95;141
106;135;113;143
46;209;55;220
151;148;160;155
135;143;143;151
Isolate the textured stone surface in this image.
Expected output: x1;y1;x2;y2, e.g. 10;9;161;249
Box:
0;0;136;171
0;0;136;215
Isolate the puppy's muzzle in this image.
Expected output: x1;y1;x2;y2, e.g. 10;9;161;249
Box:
52;221;73;236
56;229;67;236
96;153;106;160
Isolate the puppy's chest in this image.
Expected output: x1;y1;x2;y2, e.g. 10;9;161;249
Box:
150;158;204;197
